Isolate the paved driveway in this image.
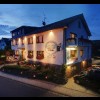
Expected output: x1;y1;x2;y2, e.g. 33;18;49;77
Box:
63;77;100;96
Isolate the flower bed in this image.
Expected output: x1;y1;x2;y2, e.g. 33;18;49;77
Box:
0;63;68;84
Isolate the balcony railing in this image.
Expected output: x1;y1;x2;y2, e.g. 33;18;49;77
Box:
66;38;78;46
66;38;92;46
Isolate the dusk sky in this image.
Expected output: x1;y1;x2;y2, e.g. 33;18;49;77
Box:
0;4;100;40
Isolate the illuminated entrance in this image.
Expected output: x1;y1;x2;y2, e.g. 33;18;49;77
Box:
66;46;78;65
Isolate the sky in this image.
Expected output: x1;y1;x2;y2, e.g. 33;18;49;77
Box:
0;4;100;40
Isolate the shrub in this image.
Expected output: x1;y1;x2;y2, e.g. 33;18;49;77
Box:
53;64;68;84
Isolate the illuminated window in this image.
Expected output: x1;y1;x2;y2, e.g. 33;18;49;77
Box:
70;50;77;57
36;35;43;43
36;51;44;60
70;33;77;38
80;50;84;57
28;37;33;44
27;51;33;58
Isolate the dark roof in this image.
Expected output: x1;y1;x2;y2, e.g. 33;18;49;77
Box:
27;13;91;36
11;26;39;32
0;38;11;45
11;14;91;39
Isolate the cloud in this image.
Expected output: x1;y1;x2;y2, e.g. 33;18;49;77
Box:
0;4;99;40
0;24;16;39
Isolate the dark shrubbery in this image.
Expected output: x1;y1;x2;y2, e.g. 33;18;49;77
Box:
0;63;68;84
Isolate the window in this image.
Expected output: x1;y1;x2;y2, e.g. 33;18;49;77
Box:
12;33;15;36
28;37;33;44
70;50;77;58
70;33;77;38
36;35;43;43
18;31;20;35
22;29;24;34
27;51;33;58
36;51;44;60
80;50;84;57
15;50;19;56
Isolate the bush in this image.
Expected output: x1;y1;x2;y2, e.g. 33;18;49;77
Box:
1;65;30;71
53;64;68;84
0;62;68;84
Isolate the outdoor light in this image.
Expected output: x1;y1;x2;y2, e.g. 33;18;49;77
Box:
33;75;36;78
33;35;36;39
66;47;77;50
49;30;54;37
67;66;71;70
82;60;86;67
20;72;23;74
19;38;21;44
45;76;48;79
25;37;27;41
66;61;74;65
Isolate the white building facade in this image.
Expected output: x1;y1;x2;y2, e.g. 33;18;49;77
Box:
11;14;92;77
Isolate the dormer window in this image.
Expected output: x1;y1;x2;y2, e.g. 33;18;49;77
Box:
18;31;20;35
70;33;77;38
12;33;15;36
22;29;24;34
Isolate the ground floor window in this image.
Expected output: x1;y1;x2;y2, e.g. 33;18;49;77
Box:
66;47;78;65
27;51;33;58
15;50;19;56
36;51;44;60
70;50;77;58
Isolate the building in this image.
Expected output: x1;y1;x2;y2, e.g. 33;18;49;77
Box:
0;38;11;50
11;14;92;77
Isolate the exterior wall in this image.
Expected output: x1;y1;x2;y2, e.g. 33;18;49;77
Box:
12;28;64;65
65;19;91;65
66;19;88;39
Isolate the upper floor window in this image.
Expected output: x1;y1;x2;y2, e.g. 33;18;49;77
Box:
80;50;84;57
36;51;44;60
70;33;77;39
18;31;20;35
36;35;44;43
27;51;33;58
12;33;15;36
28;37;33;44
